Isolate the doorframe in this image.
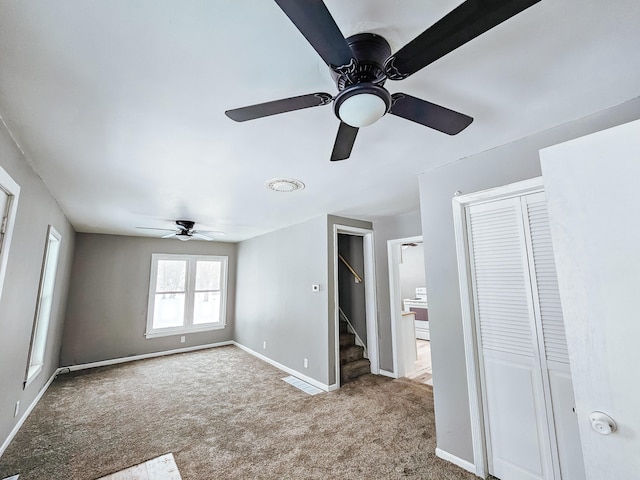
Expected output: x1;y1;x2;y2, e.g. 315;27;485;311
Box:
452;177;544;478
333;225;379;387
387;235;423;378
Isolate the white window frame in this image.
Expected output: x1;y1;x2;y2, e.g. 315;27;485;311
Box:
0;164;20;303
145;253;228;338
25;225;62;387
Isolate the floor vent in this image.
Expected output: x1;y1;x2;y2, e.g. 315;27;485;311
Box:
282;376;323;395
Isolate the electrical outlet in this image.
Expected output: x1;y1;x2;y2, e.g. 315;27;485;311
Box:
263;341;267;350
14;401;20;418
180;336;186;343
304;358;308;369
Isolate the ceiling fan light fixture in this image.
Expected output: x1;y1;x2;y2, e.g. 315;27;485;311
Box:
175;232;192;241
334;84;391;128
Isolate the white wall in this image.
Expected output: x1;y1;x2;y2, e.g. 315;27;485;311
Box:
417;97;640;464
540;119;640;479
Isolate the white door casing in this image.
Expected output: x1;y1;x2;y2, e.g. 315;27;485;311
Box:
387;235;422;378
332;224;379;388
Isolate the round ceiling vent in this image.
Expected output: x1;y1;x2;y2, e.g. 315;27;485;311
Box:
265;178;305;193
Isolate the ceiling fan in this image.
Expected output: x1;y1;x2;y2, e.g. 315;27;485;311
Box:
225;0;541;161
136;220;225;241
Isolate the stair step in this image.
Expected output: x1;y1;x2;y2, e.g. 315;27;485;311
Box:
339;332;356;348
339;320;348;334
340;344;364;365
341;358;370;383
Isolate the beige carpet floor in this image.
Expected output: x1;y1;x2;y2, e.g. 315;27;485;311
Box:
0;345;478;480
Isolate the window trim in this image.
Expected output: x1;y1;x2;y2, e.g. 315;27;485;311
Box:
145;253;228;338
0;164;20;303
24;225;62;388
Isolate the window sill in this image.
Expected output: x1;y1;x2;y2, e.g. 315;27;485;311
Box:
145;324;226;339
24;364;43;389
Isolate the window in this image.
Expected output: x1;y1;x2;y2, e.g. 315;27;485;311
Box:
0;164;20;302
25;225;62;386
146;254;228;338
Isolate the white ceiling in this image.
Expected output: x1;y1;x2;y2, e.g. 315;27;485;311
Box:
0;0;638;242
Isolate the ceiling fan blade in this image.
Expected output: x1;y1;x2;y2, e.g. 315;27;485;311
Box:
389;93;473;135
225;93;332;122
384;0;541;80
330;122;359;161
196;230;227;236
275;0;355;71
135;226;176;232
192;232;214;241
161;232;177;238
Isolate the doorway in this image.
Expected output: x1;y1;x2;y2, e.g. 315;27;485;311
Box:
388;235;431;383
332;225;379;388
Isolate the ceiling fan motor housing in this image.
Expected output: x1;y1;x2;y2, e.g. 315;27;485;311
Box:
331;33;391;89
176;220;195;231
331;33;393;127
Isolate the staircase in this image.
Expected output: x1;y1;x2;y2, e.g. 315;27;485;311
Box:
339;319;370;384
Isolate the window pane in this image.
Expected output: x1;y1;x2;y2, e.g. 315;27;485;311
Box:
153;293;185;328
195;260;221;290
156;260;186;292
0;189;8;256
193;291;221;324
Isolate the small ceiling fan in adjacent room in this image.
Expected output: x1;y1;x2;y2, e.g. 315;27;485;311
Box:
225;0;541;161
136;220;225;241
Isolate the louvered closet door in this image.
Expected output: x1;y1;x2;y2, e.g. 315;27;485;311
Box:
467;197;554;480
523;193;585;480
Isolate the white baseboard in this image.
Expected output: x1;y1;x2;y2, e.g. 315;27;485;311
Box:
378;369;397;378
0;367;61;458
59;341;234;373
233;342;330;392
435;448;478;476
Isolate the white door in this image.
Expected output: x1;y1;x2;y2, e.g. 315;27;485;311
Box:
466;192;584;479
522;193;586;480
467;196;554;480
540;119;640;479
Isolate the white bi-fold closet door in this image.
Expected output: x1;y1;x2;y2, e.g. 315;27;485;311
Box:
466;191;585;480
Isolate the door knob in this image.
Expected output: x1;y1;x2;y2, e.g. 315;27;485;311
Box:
589;411;617;435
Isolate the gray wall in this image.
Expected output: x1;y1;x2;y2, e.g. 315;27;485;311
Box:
372;211;422;372
337;234;366;347
0;123;75;450
60;234;236;366
234;216;330;384
399;243;426;301
418;96;640;463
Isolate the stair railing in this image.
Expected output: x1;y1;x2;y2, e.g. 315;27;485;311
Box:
338;254;363;283
339;307;368;358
